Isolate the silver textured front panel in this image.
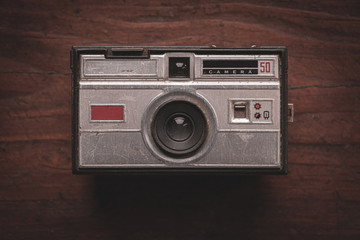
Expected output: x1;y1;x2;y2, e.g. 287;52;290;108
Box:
78;88;280;168
79;132;279;168
82;55;158;78
79;89;163;131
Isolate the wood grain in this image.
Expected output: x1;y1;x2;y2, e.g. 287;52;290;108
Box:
0;0;359;239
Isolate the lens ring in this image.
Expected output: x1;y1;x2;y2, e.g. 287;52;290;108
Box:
152;101;207;156
141;90;217;164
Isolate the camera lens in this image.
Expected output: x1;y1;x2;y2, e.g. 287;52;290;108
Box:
165;113;194;142
152;101;207;157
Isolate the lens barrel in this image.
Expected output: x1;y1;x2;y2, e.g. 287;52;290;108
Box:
152;101;207;157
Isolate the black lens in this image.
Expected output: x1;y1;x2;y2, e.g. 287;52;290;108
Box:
152;101;207;157
165;114;194;142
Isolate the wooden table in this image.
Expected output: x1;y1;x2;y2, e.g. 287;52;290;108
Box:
1;1;359;239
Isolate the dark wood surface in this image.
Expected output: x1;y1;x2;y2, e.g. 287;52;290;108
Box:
1;0;359;239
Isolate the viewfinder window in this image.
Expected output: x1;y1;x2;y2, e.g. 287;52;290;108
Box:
169;57;190;78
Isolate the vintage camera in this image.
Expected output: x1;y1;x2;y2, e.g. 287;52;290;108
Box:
71;46;288;173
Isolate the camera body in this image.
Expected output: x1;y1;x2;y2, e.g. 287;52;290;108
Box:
71;46;288;174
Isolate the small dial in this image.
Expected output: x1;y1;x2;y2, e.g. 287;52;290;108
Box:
254;103;261;110
254;112;261;119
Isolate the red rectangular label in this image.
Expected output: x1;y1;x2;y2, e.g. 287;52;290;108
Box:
91;105;124;121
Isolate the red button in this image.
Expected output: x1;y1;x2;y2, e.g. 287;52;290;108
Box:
254;103;261;109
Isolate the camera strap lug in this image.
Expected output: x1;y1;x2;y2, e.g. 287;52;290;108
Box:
288;103;294;122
